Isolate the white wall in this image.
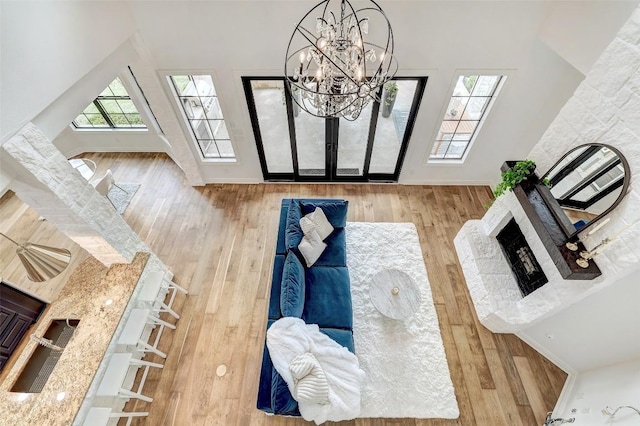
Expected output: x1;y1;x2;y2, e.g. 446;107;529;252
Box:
0;36;174;194
0;1;137;142
53;127;166;158
29;42;131;141
0;1;139;195
539;1;639;75
1;0;637;189
51;68;169;158
0;157;19;196
516;4;640;415
520;271;640;372
0;1;199;193
128;1;628;185
526;3;640;293
555;359;640;425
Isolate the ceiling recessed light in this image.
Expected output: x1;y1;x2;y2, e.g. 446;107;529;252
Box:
17;393;29;402
104;299;113;306
56;392;65;401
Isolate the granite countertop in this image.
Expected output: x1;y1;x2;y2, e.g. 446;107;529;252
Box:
0;252;149;426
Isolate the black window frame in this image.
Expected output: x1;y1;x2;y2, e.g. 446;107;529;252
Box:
243;76;427;182
430;75;504;161
168;74;235;160
72;77;146;129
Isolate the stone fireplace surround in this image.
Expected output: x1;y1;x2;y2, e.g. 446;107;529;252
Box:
454;190;606;333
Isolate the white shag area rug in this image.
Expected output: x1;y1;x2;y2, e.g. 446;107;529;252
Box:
346;222;460;419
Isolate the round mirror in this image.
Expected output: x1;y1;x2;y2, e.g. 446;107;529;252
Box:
542;143;630;239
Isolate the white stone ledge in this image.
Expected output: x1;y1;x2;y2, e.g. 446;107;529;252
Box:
454;212;606;333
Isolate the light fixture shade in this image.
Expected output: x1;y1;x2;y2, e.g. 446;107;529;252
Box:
16;243;71;282
285;0;398;121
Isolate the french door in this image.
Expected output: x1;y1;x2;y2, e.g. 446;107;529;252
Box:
243;77;427;182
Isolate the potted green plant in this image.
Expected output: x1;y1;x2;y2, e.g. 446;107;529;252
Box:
493;159;537;198
381;81;398;118
486;160;547;207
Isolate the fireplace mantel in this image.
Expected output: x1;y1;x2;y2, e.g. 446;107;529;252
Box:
500;162;601;280
511;182;601;279
454;185;605;333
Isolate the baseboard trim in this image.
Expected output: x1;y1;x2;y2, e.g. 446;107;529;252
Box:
515;330;576;375
260;181;491;186
400;179;494;186
59;147;86;159
552;371;577;415
58;147;167;158
202;178;262;184
515;330;577;416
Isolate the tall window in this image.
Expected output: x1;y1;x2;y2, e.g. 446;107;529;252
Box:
430;75;505;160
73;77;146;129
168;75;234;160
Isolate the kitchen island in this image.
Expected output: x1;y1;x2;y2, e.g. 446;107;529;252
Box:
0;252;153;425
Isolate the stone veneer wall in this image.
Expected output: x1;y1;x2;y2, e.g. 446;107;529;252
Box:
528;6;640;281
454;189;597;333
455;6;640;337
2;123;147;265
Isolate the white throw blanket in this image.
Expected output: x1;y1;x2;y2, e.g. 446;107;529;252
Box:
266;317;365;424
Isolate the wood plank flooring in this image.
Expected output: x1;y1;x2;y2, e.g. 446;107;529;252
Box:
0;153;567;425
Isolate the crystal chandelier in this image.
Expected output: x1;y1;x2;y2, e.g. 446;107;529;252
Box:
285;0;398;121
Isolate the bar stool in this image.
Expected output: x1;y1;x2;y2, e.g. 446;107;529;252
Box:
161;271;188;309
96;353;163;403
82;407;149;426
137;271;187;320
118;309;174;358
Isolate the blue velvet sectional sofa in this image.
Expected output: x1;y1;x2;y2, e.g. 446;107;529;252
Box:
257;198;354;416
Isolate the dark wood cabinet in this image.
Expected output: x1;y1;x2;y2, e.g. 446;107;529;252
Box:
0;282;47;372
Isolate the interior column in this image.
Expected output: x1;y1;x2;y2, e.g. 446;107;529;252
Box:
2;122;147;265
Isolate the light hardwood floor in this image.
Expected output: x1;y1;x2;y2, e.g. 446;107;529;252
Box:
0;153;567;426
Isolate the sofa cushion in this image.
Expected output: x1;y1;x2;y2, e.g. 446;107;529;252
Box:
285;200;304;251
271;369;299;415
313;228;346;267
300;207;334;240
258;320;300;415
268;255;285;320
280;252;305;317
303;266;353;329
319;327;355;353
275;202;289;255
257;341;275;412
300;200;348;228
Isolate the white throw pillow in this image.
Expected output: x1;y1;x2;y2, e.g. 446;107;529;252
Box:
298;229;327;267
289;352;329;405
300;207;334;241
